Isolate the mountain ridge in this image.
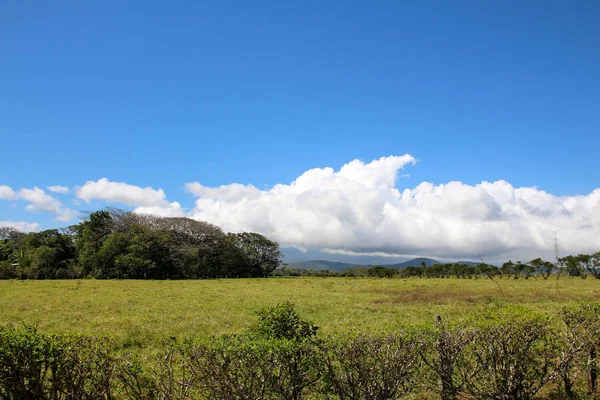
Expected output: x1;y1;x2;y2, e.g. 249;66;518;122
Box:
285;258;480;272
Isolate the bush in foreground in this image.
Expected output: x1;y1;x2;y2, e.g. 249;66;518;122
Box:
0;303;599;399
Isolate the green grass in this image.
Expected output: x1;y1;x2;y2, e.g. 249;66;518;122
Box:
0;277;598;347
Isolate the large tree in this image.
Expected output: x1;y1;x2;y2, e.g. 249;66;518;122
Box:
226;232;283;278
529;258;555;280
73;210;113;277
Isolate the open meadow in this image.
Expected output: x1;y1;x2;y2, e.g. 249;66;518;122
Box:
1;277;598;346
2;277;600;398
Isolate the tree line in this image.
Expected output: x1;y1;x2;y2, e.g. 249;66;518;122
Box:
401;256;600;279
1;302;599;399
0;208;282;279
277;256;600;279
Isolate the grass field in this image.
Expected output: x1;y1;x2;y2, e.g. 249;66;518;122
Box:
1;277;598;346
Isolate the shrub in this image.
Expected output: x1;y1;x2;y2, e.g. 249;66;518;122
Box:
262;339;324;400
248;302;318;341
559;303;600;397
463;310;561;400
185;336;273;399
114;352;157;399
322;329;424;399
0;325;115;399
420;317;478;400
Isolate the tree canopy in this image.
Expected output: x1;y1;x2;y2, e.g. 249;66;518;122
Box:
0;209;282;280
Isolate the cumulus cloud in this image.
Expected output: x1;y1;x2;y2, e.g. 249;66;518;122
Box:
134;202;185;218
183;155;600;262
76;178;169;207
0;221;41;232
19;187;63;213
17;187;77;222
0;185;17;200
5;155;600;262
76;178;183;217
47;185;69;194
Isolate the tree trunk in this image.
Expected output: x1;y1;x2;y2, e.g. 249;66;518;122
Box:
589;346;598;394
562;370;576;399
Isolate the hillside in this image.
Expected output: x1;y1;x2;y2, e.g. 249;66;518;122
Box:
386;257;439;269
285;257;478;271
284;260;361;272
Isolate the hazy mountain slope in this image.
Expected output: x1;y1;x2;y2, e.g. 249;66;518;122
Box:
286;257;482;271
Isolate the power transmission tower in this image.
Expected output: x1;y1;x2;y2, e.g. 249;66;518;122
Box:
551;230;561;278
551;230;560;263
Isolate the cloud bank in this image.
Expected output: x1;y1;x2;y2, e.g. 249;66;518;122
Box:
183;155;600;262
2;155;599;262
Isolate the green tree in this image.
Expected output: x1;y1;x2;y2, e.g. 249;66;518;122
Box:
227;232;282;277
74;211;113;277
558;255;582;277
95;232;129;278
590;252;600;279
501;260;516;279
530;258;555;280
121;225;174;279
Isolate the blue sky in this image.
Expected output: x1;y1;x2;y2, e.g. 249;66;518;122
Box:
1;1;599;262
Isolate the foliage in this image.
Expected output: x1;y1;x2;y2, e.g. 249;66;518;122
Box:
0;325;115;399
176;336;323;400
1;208;282;280
367;266;400;278
248;302;318;341
421;317;478;400
559;304;600;397
558;253;600;279
465;310;560;399
1;302;600;399
322;330;424;399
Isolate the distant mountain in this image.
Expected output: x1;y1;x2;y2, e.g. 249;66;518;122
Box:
281;247;410;265
386;257;439;268
284;260;363;272
388;258;481;268
455;261;482;266
285;257;482;272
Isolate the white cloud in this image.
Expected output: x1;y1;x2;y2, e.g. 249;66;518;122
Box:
184;155;600;262
186;182;261;202
76;178;169;207
17;187;77;222
134;202;185;218
18;187;62;213
57;208;78;222
0;185;17;200
76;178;183;218
5;155;600;263
47;185;69;194
0;221;41;232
